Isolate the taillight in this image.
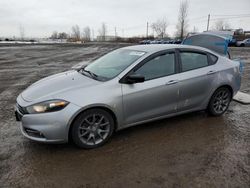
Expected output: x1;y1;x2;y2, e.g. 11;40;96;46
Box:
239;61;244;75
232;59;244;75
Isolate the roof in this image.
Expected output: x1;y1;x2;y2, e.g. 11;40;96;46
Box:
122;44;216;54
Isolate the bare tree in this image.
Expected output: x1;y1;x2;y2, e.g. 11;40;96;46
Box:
213;20;231;30
98;23;107;41
151;18;169;39
19;25;25;41
51;31;58;39
192;26;198;33
176;0;189;40
71;25;81;41
58;32;68;39
82;26;91;41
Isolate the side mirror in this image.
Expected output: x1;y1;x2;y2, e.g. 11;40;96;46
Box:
125;73;145;84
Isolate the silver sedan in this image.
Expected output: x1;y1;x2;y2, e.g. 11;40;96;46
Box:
15;44;242;148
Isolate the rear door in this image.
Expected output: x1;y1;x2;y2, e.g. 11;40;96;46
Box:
176;49;218;112
121;51;179;125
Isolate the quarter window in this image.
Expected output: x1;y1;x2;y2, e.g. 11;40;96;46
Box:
180;52;208;72
135;53;175;80
209;54;218;64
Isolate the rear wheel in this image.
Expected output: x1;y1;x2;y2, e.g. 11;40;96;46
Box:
208;87;232;116
71;109;115;149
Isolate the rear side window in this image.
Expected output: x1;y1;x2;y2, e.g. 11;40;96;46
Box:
135;53;175;80
180;52;208;72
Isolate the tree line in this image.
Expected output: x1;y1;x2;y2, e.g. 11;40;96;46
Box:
50;23;107;42
44;1;232;42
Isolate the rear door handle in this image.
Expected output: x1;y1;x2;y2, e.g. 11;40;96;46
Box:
207;70;216;75
166;80;179;85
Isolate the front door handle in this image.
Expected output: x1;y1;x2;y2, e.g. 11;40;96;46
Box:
166;80;179;85
207;70;216;75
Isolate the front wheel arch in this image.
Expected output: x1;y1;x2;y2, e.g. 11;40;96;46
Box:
68;106;118;142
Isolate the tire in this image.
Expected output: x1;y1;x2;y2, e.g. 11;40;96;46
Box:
240;43;245;47
207;87;232;116
71;109;115;149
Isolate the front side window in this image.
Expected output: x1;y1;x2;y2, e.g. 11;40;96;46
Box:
135;53;175;80
85;49;146;80
180;52;208;72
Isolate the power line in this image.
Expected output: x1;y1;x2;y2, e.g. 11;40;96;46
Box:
212;13;250;17
210;15;250;21
98;13;250;37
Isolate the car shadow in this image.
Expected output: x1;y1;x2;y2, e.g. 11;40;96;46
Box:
24;110;216;152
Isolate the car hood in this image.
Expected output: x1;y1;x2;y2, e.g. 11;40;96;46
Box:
21;70;99;102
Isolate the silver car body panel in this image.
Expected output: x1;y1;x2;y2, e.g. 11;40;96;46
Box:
16;44;242;143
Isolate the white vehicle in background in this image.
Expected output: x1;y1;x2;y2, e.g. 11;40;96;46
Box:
236;38;250;47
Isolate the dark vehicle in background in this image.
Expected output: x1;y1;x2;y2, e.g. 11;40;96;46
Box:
228;38;237;47
139;40;151;44
236;38;250;47
139;39;182;45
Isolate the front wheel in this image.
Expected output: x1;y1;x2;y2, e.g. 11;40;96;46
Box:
71;109;115;149
207;87;232;116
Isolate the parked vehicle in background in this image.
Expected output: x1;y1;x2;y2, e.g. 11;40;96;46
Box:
139;39;182;45
139;40;151;44
173;39;182;44
228;38;237;47
236;38;250;47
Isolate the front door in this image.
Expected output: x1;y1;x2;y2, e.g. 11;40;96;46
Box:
121;52;179;125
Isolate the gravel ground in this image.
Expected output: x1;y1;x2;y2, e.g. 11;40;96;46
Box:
0;44;249;188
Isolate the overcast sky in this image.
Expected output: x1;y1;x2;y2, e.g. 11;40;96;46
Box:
0;0;249;38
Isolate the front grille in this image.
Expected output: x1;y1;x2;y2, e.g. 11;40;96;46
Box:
17;103;28;115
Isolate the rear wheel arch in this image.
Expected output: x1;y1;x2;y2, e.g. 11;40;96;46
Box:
68;106;118;142
206;85;233;109
210;85;233;100
207;85;233;116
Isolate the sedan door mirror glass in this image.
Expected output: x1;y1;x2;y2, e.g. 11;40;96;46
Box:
125;74;145;84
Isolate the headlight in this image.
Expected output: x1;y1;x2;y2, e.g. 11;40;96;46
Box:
26;100;69;114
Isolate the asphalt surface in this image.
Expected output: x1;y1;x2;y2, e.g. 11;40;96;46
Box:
0;44;249;188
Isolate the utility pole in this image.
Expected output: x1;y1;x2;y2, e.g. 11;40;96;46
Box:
146;22;149;38
92;28;95;41
207;14;210;31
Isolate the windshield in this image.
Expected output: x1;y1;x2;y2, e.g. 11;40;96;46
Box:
84;49;146;80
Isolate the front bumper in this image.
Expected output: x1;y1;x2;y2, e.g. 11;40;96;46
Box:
15;102;81;143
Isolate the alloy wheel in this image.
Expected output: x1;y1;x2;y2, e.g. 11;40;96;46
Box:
212;89;231;114
78;113;111;146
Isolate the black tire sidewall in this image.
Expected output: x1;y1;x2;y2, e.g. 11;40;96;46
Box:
71;109;115;149
208;87;232;116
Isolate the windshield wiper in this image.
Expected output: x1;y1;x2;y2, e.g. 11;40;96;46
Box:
80;68;99;80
